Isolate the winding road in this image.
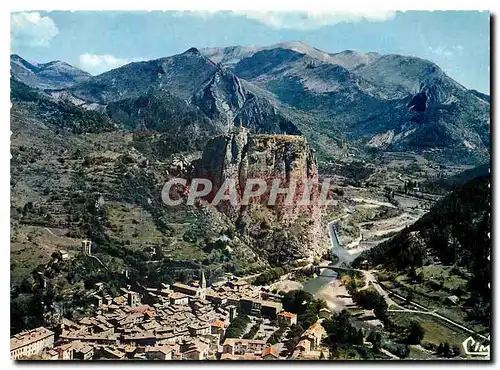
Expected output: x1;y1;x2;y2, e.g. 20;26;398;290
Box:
325;217;490;345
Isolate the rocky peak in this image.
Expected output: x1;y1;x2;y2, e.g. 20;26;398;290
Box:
190;67;247;132
197;127;318;202
182;47;204;57
355;54;464;101
195;128;324;263
202;41;381;71
11;54;91;90
328;49;381;70
190;65;301;136
11;54;38;70
235;94;302;135
234;48;305;80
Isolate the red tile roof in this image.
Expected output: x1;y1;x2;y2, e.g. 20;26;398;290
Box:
262;346;279;358
210;320;225;328
279;311;297;319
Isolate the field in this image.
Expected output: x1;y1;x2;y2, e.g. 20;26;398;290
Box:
389;312;470;352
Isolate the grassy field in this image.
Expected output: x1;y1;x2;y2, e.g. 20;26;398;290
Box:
105;203;165;247
389;311;469;351
10;225;81;284
378;265;488;333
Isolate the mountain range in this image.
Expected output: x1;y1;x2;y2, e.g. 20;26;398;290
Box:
11;41;490;164
10;54;91;90
10;42;491;335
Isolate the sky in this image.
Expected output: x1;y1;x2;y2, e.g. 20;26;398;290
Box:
10;10;490;93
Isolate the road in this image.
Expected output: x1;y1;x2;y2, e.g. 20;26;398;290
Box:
380;348;400;360
44;227;59;238
386;304;489;342
366;280;489;342
363;340;400;360
325;214;490;343
322;266;489;344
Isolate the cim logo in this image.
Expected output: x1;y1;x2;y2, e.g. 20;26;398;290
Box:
462;336;490;357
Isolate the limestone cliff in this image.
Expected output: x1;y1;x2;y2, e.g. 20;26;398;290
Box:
190;67;247;132
195;127;325;264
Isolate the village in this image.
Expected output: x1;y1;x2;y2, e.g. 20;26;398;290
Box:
10;252;331;361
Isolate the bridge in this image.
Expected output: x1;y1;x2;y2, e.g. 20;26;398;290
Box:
315;265;365;279
307;221;364;279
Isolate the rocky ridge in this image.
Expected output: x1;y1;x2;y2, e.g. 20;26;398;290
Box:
195;127;325;264
10;54;91;90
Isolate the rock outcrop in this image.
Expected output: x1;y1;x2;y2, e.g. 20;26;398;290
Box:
195;127;325;264
235;94;302;135
190;67;247;132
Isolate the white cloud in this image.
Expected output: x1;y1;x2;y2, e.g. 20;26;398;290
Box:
234;11;396;29
78;54;139;75
427;45;464;58
172;10;223;20
11;12;59;47
174;10;396;30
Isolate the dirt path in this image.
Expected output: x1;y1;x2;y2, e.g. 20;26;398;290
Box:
44;227;65;239
373;278;489;341
351;197;397;209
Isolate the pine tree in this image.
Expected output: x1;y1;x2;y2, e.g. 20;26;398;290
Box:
367;331;376;343
406;322;424;344
443;342;451;357
356;328;364;345
437;343;444;355
374;333;382;353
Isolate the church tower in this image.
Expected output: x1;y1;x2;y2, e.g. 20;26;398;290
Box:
199;269;207;300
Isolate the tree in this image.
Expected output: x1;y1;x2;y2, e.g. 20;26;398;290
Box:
284;324;304;352
323;310;359;346
374;333;382;353
406;322;425;344
225;314;250;338
267;325;287;345
351;289;388;322
367;331;376;343
408;267;417;282
442;342;451;358
51;251;62;260
154;245;164;260
346;279;357;294
416;272;424;283
282;290;314;314
356;329;364;345
299;309;318;330
367;331;382;353
437;343;444;355
398;345;410;359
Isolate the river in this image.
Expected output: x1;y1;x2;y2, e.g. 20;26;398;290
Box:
300;221;364;311
272;217;369;311
301;267;354;312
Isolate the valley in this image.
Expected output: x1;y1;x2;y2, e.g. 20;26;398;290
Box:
10;40;490;361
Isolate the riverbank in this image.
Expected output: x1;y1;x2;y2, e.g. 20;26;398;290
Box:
305;278;354;312
271;269;354;313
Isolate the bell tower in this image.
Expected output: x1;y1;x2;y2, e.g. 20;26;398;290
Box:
199;269;207;299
